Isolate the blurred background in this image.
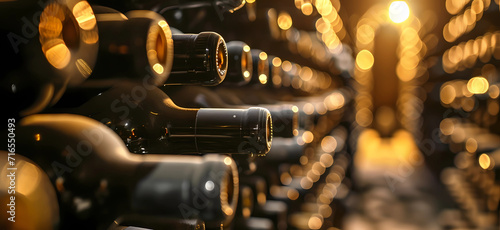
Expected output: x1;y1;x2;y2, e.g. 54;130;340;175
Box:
2;0;500;229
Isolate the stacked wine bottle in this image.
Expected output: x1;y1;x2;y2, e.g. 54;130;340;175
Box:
0;0;351;229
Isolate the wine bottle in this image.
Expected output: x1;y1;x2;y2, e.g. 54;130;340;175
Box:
224;41;253;86
0;151;60;230
264;104;299;138
266;55;284;89
0;0;99;117
166;86;298;137
88;8;174;87
9;114;239;227
111;215;205;230
250;49;269;86
164;32;228;86
73;82;272;155
1;1;178;118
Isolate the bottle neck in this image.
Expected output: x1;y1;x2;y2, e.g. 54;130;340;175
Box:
194;108;272;155
75;83;272;155
225;41;253;86
166;32;227;86
168;86;296;138
150;107;273;155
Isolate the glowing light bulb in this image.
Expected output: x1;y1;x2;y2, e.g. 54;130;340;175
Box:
389;1;410;23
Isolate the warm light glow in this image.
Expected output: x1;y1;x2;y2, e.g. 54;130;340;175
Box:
294;0;304;9
467;76;489;94
243;45;251;52
277;12;293;30
152;63;164;74
465;138;477;153
356;50;374;70
246;0;255;3
82;29;98;44
280;172;292;185
272;57;282;67
300;177;313;189
257;193;266;206
324;92;345;110
308;215;323;230
39;15;63;39
320;154;334;167
146;18;173;81
16;161;42;196
259;74;268;84
389;1;410;23
397;62;417;82
259;51;268;60
315;18;330;34
282;61;292;71
75;59;92;78
35;134;41;141
440;84;456;104
357;24;374;44
302;131;314;143
446;0;471;15
287;189;299;200
299;67;313;81
44;42;71;69
440;118;455;136
315;102;327;115
323;9;338;24
490;85;500;98
72;1;96;30
272;75;281;86
354;129;422;175
158;20;168;28
356;108;373;127
315;0;333;16
224;157;233;165
223;206;234;216
301;2;314;15
303;103;315;115
479;153;493;170
243;71;250;78
321;136;338;152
